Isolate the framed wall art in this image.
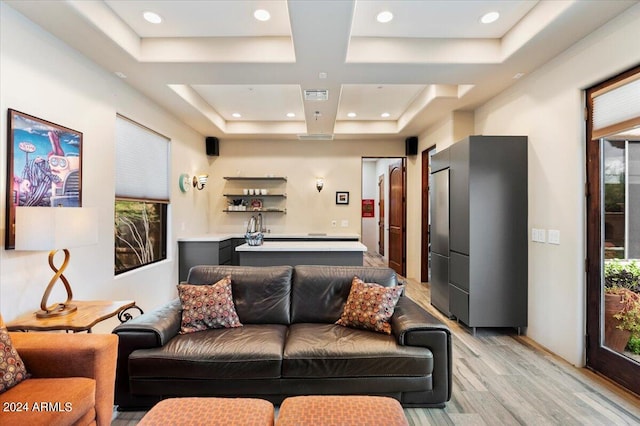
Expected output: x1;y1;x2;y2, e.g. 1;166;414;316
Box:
336;191;349;205
5;109;83;249
362;199;374;217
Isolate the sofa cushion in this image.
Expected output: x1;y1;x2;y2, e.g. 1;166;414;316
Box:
129;324;287;380
0;377;95;425
177;276;242;334
336;277;403;334
0;323;28;393
291;266;398;324
186;266;292;324
283;323;432;379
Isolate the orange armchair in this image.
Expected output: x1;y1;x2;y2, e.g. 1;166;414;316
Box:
0;332;118;426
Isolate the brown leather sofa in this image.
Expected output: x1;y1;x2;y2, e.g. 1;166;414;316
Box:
0;331;118;426
113;265;451;410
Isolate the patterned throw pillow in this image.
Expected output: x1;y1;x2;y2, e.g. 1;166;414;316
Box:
336;276;403;334
0;319;29;394
177;276;242;334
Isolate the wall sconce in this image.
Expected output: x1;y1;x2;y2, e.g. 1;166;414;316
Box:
316;177;324;192
193;174;209;190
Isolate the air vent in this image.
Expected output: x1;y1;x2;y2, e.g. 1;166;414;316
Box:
297;134;334;141
304;89;329;101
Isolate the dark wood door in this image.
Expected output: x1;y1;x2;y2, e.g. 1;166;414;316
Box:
378;174;385;256
422;146;436;282
388;159;406;276
586;65;640;396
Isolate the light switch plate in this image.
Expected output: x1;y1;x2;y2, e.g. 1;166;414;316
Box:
532;228;546;243
341;220;349;228
548;229;560;245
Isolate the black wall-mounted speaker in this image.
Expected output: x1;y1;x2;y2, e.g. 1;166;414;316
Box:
405;136;418;156
206;136;219;156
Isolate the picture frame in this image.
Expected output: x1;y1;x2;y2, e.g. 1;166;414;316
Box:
336;191;349;205
362;199;374;217
5;109;83;249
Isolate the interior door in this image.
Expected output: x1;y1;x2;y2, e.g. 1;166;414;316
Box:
388;159;406;276
378;174;385;256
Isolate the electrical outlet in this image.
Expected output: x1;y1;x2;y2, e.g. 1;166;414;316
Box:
341;220;349;228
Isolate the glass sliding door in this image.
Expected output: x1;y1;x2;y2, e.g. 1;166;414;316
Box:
586;66;640;395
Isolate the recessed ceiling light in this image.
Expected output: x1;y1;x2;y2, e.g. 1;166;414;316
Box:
480;11;500;24
376;11;393;23
347;112;357;118
286;112;296;118
254;9;271;21
381;112;390;118
143;11;162;24
232;113;242;118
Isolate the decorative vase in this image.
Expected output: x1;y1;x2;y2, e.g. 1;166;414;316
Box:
245;215;263;246
604;293;631;352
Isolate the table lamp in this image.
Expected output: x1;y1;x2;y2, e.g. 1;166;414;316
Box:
14;206;98;318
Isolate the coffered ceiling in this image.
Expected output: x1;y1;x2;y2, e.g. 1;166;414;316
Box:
5;0;637;140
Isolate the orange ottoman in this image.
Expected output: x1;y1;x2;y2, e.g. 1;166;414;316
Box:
276;395;408;426
138;397;274;426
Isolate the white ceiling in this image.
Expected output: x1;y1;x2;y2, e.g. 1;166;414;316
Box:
5;0;638;141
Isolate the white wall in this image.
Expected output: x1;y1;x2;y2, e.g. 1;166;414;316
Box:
361;161;377;252
205;141;403;236
473;5;640;366
0;3;209;330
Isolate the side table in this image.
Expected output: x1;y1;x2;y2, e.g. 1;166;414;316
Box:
5;300;143;333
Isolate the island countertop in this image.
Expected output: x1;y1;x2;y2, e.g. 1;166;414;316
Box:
178;234;363;280
235;241;367;252
178;233;360;242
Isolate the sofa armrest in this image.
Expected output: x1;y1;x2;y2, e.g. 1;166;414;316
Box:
111;299;181;409
391;297;452;403
391;297;450;342
112;299;182;345
10;332;118;426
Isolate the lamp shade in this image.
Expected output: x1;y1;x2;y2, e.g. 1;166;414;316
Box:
15;207;98;251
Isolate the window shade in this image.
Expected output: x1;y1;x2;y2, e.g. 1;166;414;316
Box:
592;75;640;140
115;116;170;201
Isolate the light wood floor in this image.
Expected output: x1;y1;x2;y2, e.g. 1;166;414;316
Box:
112;254;640;425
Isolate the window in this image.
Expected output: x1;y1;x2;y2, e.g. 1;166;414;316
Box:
114;115;169;274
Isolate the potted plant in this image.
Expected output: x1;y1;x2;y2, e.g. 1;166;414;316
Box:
604;260;640;352
604;259;640;292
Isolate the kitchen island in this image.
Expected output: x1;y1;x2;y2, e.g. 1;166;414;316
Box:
178;233;361;280
235;241;367;267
